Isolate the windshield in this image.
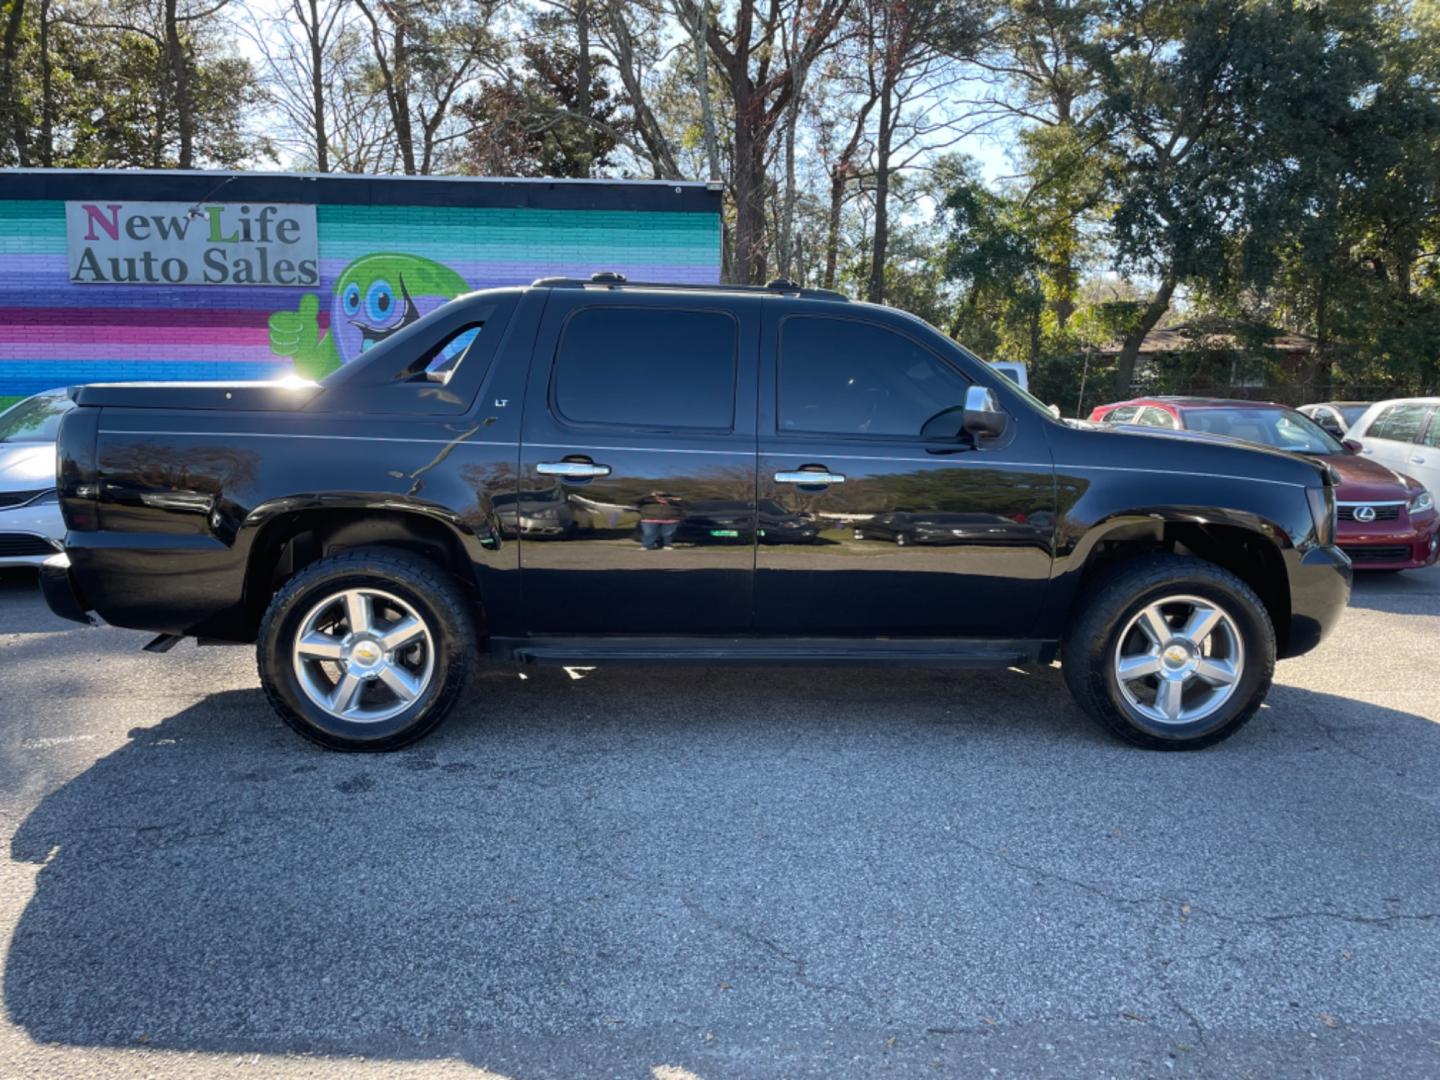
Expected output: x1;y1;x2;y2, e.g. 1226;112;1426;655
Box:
1339;405;1368;425
1182;407;1344;454
0;391;73;443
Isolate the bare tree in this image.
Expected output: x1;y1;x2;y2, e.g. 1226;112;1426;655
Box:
241;0;359;171
859;0;976;303
352;0;500;174
674;0;850;283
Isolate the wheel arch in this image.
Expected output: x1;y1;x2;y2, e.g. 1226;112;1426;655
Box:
237;499;489;639
1059;508;1294;655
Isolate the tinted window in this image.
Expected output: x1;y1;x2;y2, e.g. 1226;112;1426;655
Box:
779;317;971;437
1338;405;1368;425
554;307;737;429
1370;403;1431;443
1105;405;1141;424
0;391;73;442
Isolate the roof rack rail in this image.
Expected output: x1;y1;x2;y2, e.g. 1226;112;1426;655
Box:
529;273;849;301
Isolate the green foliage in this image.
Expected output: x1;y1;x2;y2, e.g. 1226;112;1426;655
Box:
1;1;269;168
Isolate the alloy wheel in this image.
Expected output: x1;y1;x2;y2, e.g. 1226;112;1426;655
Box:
1113;594;1244;725
291;587;435;723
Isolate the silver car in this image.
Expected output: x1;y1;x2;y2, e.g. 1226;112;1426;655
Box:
0;389;73;568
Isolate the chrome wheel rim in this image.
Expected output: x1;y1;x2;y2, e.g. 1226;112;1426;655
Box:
1113;594;1244;726
291;587;435;724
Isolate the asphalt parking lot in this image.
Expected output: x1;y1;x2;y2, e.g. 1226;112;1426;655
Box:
1;566;1438;1079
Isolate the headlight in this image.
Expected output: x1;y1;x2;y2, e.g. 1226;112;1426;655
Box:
1306;485;1336;546
1411;490;1435;514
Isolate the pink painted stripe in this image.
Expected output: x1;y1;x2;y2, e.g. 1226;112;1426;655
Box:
0;341;276;362
0;323;269;346
0;306;281;328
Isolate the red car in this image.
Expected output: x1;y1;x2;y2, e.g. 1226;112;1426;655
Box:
1090;396;1439;571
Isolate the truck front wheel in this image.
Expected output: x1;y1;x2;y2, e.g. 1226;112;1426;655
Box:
256;548;477;751
1062;554;1276;750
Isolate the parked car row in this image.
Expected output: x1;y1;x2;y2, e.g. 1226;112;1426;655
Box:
1089;395;1439;571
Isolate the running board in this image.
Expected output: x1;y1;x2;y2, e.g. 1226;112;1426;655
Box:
492;636;1053;667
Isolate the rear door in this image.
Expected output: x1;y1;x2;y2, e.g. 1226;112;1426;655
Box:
754;306;1055;637
518;290;759;634
1358;402;1434;480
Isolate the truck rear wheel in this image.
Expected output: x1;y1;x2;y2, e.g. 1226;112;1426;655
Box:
256;548;476;751
1062;554;1276;750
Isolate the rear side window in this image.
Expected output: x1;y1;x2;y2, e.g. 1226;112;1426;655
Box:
553;307;737;430
1135;407;1174;428
1420;410;1440;447
1369;403;1431;443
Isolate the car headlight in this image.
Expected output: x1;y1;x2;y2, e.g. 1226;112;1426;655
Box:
1411;490;1435;514
1306;484;1336;546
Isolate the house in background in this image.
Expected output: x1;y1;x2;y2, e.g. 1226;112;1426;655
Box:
1099;319;1319;395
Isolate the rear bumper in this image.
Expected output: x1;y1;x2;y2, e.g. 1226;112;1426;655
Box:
40;552;95;625
1280;545;1351;659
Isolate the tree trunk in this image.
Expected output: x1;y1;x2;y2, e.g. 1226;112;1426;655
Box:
778;76;802;280
38;0;53;166
1052;259;1075;332
687;0;721;181
867;78;895;305
731;91;767;284
165;0;195;168
307;0;329;171
1113;274;1177;396
575;0;593;172
823;168;845;289
393;22;415;175
2;0;29;165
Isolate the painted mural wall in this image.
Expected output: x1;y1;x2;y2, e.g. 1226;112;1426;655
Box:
0;176;723;401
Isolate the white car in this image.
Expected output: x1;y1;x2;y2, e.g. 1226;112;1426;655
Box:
0;389;72;568
990;360;1029;392
1346;397;1440;501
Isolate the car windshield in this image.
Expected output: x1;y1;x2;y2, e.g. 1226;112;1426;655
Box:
1182;407;1343;454
0;392;72;442
1338;405;1368;425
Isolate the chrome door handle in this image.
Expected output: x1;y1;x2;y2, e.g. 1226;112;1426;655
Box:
1413;456;1426;464
537;461;611;479
775;470;846;485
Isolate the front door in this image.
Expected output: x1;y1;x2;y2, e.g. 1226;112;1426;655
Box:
518;292;759;634
755;309;1055;637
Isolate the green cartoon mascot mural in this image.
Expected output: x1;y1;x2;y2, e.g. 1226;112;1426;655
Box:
268;253;469;379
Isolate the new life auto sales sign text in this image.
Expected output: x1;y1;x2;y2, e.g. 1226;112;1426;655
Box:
65;201;319;286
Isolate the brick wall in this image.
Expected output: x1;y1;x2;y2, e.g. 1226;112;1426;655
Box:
0;180;722;398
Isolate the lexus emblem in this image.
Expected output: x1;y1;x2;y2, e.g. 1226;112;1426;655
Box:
1354;505;1377;523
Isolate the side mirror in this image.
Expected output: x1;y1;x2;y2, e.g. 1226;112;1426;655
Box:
1048;403;1062;419
1341;438;1363;453
963;385;1009;442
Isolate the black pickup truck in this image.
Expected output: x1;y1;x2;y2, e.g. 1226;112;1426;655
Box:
43;276;1350;751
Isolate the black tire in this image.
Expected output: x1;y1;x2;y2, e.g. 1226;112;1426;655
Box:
1061;553;1275;750
257;547;477;751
